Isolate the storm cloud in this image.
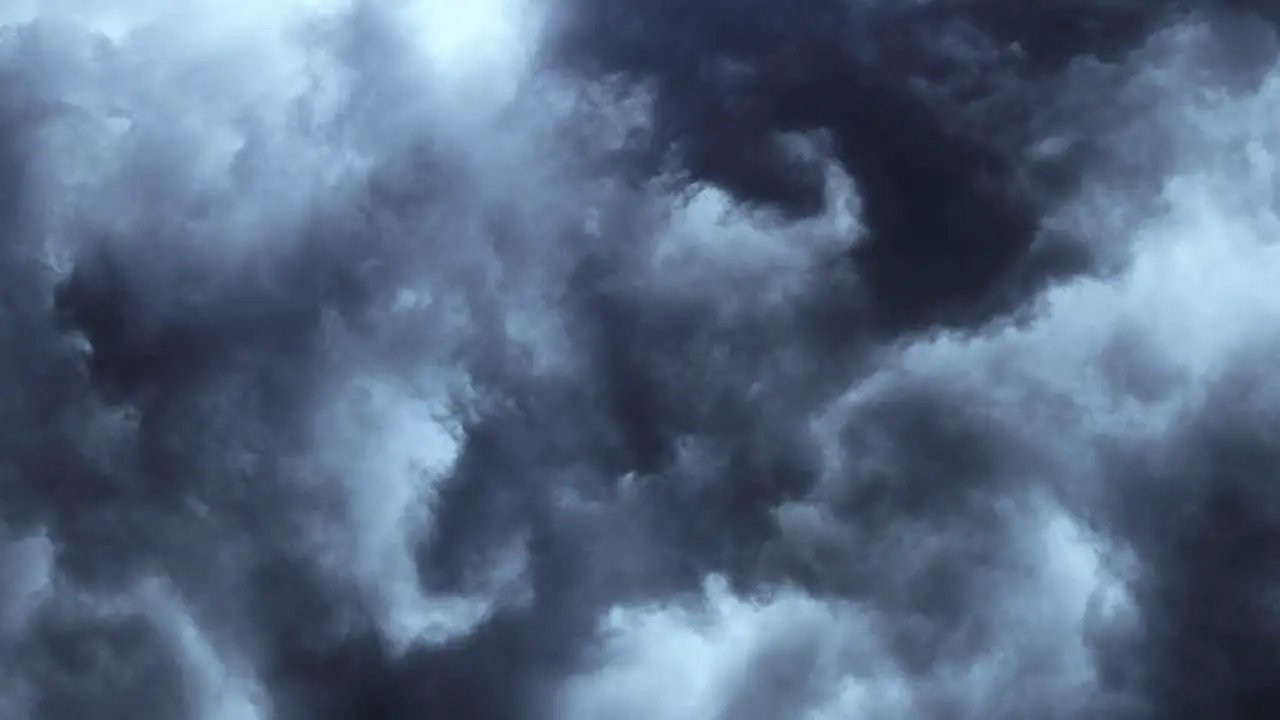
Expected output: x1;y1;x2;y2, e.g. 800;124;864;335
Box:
2;1;1280;718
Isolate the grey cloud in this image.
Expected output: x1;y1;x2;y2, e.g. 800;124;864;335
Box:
2;2;1280;719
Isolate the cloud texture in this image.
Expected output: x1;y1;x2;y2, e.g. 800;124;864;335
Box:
3;0;1280;718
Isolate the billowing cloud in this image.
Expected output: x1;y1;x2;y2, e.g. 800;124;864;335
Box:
2;1;1280;719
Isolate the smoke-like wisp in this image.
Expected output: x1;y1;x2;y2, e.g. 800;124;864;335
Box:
3;0;1280;718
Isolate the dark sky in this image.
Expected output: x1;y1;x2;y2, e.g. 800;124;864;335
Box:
3;1;1280;718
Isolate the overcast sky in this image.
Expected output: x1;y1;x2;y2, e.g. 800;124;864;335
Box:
2;1;1280;718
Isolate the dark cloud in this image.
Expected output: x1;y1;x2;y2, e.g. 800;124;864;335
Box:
544;0;1191;335
2;2;1280;719
1090;344;1280;719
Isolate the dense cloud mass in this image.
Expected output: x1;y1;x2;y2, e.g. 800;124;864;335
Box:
2;0;1280;718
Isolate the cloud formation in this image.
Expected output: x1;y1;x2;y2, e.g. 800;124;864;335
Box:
2;1;1280;718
